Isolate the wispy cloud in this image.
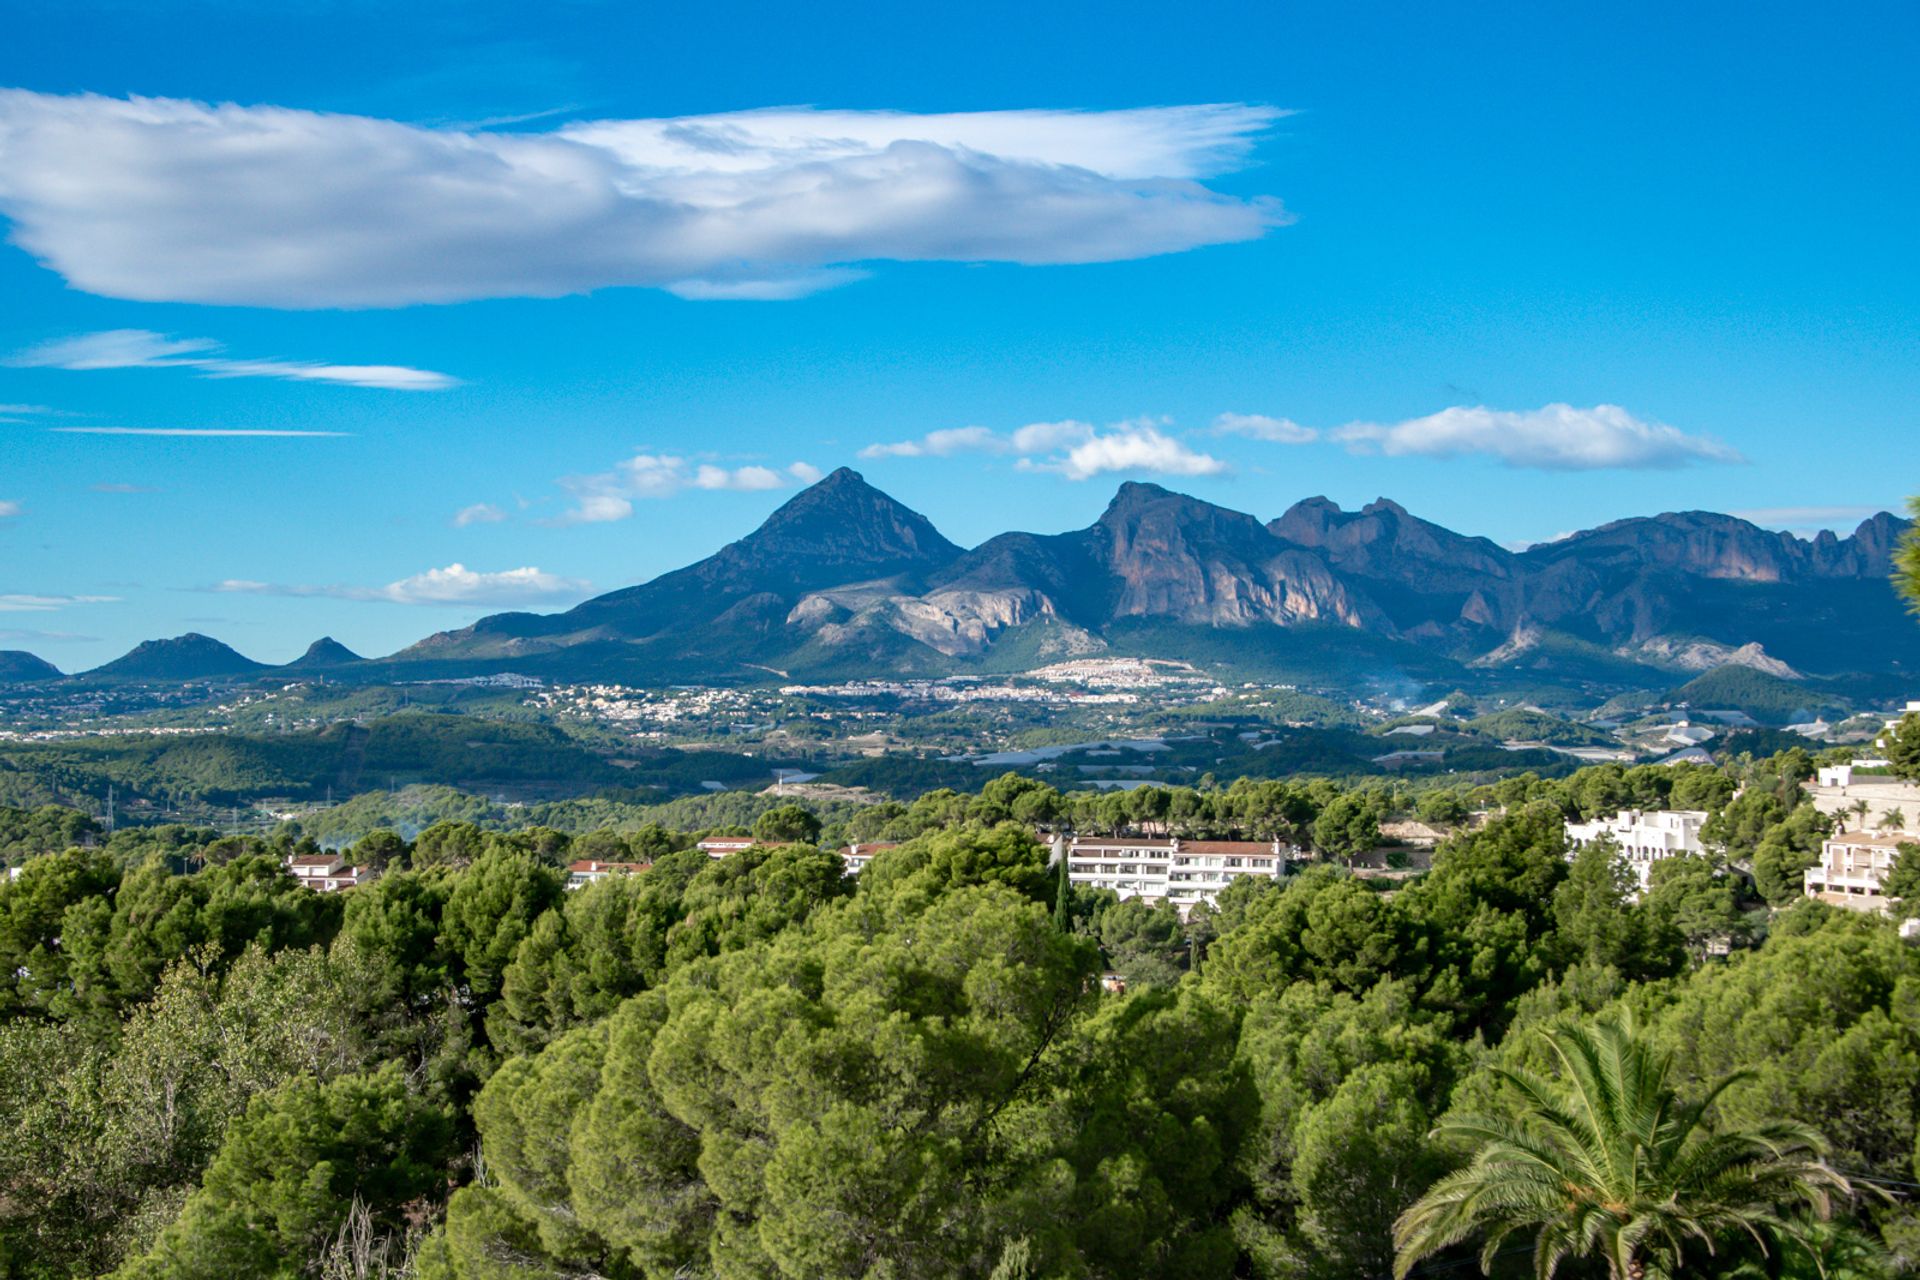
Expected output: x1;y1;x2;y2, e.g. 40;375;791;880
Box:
0;592;118;612
452;502;509;527
555;456;822;524
0;628;92;644
212;564;590;607
1731;505;1893;530
52;427;348;438
91;482;160;494
1212;411;1317;444
1331;403;1742;471
858;426;1004;459
12;329;457;390
0;92;1288;307
861;416;1227;482
0;500;19;518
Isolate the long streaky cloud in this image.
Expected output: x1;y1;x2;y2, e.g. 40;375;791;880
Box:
1331;404;1742;471
52;427;349;437
212;563;590;607
0;92;1289;307
0;592;118;612
12;329;456;390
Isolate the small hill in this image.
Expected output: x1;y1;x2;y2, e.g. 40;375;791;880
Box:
0;651;61;683
1668;665;1848;726
283;637;366;670
1466;707;1619;747
86;633;267;681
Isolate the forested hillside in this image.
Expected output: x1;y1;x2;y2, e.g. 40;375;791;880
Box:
1;746;1917;1278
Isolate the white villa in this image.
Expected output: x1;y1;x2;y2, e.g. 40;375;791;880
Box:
1804;832;1910;913
565;859;649;890
1563;809;1708;895
286;853;369;892
838;842;899;875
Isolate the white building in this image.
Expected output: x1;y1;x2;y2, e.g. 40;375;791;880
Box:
696;837;758;858
838;842;899;875
565;859;649;890
1563;809;1708;895
1055;834;1292;913
286;853;368;892
1804;832;1910;913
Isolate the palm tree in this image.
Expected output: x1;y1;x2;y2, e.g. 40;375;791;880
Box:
1850;798;1871;832
1878;809;1905;833
1392;1017;1851;1280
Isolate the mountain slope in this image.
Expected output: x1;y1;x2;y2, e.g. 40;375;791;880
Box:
401;467;966;663
86;633;267;681
0;651;61;683
283;637;366;670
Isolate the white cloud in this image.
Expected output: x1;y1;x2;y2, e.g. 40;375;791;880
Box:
860;416;1222;481
0;500;19;518
12;329;456;390
1213;411;1317;443
1024;423;1228;482
52;427;348;437
694;463;786;491
0;92;1289;307
452;502;508;527
1009;420;1097;453
555;453;822;523
91;482;159;494
1331;403;1743;470
858;426;1006;459
0;592;118;612
212;563;590;607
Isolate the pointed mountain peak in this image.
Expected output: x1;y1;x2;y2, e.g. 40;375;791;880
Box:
286;636;365;668
744;467;959;562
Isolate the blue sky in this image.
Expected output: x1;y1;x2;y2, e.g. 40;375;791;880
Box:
2;0;1916;670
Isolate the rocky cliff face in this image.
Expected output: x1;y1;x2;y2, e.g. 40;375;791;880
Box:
1095;483;1377;628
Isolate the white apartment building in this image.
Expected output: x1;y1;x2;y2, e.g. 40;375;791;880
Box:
1563;809;1708;895
1054;835;1292;913
1804;832;1910;913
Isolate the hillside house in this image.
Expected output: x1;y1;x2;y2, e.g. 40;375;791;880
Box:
566;859;650;890
1804;832;1912;913
286;853;368;892
838;842;899;875
1563;809;1708;895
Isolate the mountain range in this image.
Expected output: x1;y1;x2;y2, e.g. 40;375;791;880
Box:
8;468;1914;697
